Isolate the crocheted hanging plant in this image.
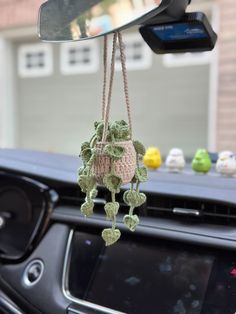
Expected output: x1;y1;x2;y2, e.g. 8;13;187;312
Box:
78;32;148;246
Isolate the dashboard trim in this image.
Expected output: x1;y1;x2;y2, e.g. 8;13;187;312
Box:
62;229;126;314
0;293;24;314
68;309;86;314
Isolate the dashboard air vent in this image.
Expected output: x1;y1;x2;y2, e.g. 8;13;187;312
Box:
145;193;236;226
57;185;236;226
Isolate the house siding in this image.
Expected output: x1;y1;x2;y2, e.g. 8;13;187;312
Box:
216;0;236;152
0;0;43;30
13;35;210;156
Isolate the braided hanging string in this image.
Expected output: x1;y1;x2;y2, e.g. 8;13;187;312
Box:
117;32;132;139
102;35;108;120
101;32;118;143
101;31;133;143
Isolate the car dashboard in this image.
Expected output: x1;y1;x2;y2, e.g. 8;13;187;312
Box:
0;149;236;314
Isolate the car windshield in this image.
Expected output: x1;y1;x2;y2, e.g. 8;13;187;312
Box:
0;0;231;160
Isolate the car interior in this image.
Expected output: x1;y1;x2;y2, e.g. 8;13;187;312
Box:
0;1;236;314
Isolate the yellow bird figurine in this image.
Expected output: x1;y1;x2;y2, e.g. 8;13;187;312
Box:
143;147;162;170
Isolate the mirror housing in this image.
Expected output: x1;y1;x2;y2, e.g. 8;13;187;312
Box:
38;0;190;42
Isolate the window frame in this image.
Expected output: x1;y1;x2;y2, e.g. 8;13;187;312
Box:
114;32;152;71
60;40;99;75
18;43;53;78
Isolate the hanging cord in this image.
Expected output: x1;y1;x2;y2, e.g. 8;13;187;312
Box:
102;35;108;120
117;32;132;139
102;32;118;143
101;31;133;143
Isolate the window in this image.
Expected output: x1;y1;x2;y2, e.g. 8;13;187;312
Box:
162;1;218;67
60;40;99;75
163;52;212;67
115;33;152;71
18;43;53;77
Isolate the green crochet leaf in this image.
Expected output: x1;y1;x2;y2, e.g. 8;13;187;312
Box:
123;190;130;205
90;188;98;199
123;214;140;232
95;122;104;141
95;121;112;142
104;144;125;160
80;148;92;164
78;167;84;176
78;166;89;177
102;228;121;246
123;190;138;207
81;200;94;217
78;175;96;193
135;167;148;182
105;202;119;220
78;175;87;193
123;190;146;207
87;150;96;165
103;174;122;193
133;140;146;156
110;120;130;141
87;176;96;191
80;142;90;152
94;121;99;130
136;193;147;207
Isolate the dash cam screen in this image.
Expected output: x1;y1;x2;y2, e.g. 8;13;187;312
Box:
151;23;208;42
69;232;214;314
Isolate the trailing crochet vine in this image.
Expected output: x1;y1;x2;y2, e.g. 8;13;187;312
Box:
78;120;147;246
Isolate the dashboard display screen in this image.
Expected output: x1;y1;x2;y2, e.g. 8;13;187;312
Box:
69;232;214;314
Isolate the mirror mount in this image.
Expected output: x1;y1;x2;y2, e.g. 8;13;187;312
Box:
144;0;190;25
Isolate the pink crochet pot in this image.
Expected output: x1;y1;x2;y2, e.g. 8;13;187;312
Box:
92;140;136;185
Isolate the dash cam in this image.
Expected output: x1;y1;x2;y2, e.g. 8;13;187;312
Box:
140;12;217;54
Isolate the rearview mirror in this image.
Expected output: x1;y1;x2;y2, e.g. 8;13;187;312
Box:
38;0;189;42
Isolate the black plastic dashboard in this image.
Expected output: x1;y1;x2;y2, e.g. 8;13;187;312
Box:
0;149;236;314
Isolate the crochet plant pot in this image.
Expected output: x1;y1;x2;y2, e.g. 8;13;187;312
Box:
92;140;136;185
78;32;148;246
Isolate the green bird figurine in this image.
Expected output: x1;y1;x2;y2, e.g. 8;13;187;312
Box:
192;149;212;174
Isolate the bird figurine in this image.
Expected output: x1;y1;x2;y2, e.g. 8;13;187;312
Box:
216;151;236;177
165;148;185;172
143;147;162;170
192;149;212;174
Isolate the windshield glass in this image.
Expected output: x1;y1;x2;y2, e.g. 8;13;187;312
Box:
0;0;233;160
